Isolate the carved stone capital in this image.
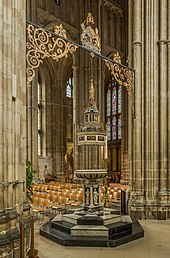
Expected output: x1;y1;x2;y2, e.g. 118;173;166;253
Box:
132;41;142;48
157;39;166;45
166;40;170;45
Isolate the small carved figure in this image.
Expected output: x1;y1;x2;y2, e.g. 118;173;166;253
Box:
93;187;99;205
89;78;95;101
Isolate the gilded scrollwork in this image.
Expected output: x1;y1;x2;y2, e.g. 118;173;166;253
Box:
26;24;78;86
105;59;135;114
26;23;134;114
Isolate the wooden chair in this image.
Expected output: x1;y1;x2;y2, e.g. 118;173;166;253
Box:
43;193;50;199
51;195;65;215
70;194;80;207
41;199;52;216
31;197;44;219
77;194;83;203
40;185;48;192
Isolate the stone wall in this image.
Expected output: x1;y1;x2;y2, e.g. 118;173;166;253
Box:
0;0;30;256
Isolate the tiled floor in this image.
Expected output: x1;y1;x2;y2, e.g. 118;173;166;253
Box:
34;219;170;258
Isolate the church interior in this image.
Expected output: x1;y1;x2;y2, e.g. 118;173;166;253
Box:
0;0;170;257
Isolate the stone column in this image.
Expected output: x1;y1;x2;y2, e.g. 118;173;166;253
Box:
0;0;27;256
53;76;65;179
144;0;159;218
121;78;129;184
127;0;133;196
167;0;170;218
129;0;170;219
73;65;79;172
157;0;169;215
26;77;38;173
128;0;144;217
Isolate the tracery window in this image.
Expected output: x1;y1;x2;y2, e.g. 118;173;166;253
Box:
65;72;74;182
66;74;74;98
106;76;121;141
106;76;122;182
66;73;74;141
38;80;42;156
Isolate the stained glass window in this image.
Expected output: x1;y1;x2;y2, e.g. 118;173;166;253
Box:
107;118;111;140
107;90;111;116
118;115;121;139
118;86;121;114
112;88;117;114
106;76;121;141
112;116;117;140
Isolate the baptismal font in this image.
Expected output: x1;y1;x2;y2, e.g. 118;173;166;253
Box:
40;13;144;246
75;78;108;214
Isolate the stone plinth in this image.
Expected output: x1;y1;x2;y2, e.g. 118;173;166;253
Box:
40;211;144;247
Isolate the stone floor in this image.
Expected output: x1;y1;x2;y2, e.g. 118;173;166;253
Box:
34;217;170;258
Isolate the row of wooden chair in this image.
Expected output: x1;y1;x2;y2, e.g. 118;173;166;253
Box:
31;190;121;209
31;182;126;211
33;190;83;202
31;193;83;218
32;182;82;192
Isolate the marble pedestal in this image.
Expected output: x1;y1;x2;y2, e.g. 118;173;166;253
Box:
40;209;144;247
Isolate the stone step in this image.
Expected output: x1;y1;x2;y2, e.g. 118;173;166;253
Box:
107;222;132;237
40;219;144;247
71;225;108;237
62;214;82;225
101;214;121;225
121;215;133;223
51;221;74;235
77;216;103;225
109;228;132;240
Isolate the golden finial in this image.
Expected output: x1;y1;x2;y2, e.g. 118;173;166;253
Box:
113;52;121;63
86;12;94;25
54;24;67;38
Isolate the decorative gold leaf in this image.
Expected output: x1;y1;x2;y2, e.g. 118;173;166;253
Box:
105;60;134;114
26;24;78;86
